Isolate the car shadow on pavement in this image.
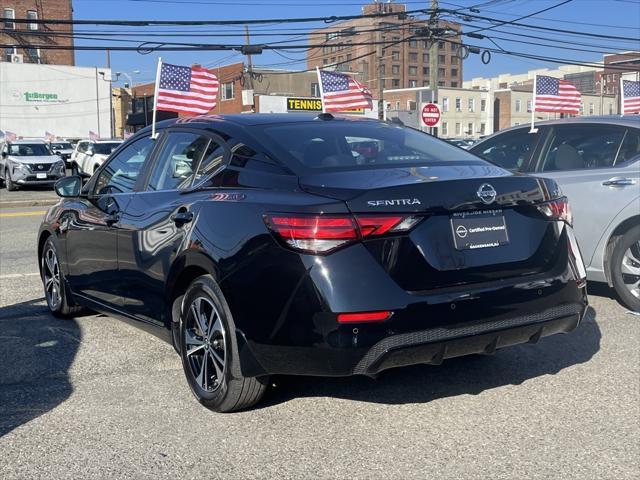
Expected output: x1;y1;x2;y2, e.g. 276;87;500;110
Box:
0;297;81;438
263;306;601;408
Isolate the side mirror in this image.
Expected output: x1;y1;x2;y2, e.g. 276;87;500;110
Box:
1;151;7;158
87;149;94;156
54;175;82;198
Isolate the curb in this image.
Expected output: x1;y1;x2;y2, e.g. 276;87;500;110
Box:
0;199;58;208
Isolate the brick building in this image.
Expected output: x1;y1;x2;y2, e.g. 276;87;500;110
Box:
602;51;640;95
1;0;74;65
306;2;463;95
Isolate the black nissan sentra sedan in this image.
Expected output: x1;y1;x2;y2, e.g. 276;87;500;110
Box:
38;114;588;412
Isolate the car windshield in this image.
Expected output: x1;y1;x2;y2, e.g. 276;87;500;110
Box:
8;144;51;156
94;143;121;155
255;121;483;173
51;142;72;150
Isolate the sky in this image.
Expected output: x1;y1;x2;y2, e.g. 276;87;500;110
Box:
71;0;640;86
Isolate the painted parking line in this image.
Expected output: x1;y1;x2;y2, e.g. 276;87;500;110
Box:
0;210;47;218
0;273;40;279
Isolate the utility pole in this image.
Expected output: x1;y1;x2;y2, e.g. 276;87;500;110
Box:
244;25;254;91
428;0;439;136
377;31;386;120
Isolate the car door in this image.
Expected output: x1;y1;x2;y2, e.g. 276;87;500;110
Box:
534;124;640;268
63;135;156;308
117;129;226;325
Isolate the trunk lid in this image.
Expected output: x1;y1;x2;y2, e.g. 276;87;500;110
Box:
299;164;566;292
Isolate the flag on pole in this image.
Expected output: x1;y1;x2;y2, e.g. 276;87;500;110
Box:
45;131;56;141
89;131;99;141
534;75;581;114
4;131;17;141
155;62;219;116
621;79;640;115
317;70;373;112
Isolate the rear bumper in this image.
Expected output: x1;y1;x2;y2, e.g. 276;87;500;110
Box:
237;301;587;377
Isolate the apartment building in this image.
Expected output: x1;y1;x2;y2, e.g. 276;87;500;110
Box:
306;1;463;95
1;0;74;65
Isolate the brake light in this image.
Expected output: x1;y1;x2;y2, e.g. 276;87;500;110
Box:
337;311;392;323
264;214;421;254
537;197;572;225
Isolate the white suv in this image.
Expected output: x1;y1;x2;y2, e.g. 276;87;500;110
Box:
71;139;123;176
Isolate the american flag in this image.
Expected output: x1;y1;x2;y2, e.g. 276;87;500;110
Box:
45;131;55;141
89;131;99;141
622;80;640;115
4;131;17;141
534;75;581;114
318;70;373;112
156;62;219;116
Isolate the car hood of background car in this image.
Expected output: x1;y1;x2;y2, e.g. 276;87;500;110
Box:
8;155;61;164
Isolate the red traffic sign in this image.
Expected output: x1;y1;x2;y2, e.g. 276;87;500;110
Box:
420;102;441;128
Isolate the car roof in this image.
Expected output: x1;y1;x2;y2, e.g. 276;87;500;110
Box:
138;113;379;135
496;115;639;134
8;139;47;144
79;138;123;143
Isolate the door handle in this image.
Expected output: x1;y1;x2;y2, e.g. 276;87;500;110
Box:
171;210;194;226
602;177;636;187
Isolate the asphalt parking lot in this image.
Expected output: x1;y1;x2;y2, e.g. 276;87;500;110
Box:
0;206;638;479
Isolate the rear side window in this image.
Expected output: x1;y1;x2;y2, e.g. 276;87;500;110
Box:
540;125;625;172
471;128;537;171
617;129;640;164
256;121;482;172
147;132;209;191
192;139;225;185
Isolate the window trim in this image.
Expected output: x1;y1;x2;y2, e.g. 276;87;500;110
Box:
27;10;38;30
3;8;15;29
221;82;235;101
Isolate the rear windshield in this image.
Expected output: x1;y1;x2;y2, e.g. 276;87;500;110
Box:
94;142;121;155
255;121;483;173
8;143;51;156
51;142;72;150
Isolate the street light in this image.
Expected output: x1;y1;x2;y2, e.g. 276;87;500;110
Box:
115;70;141;88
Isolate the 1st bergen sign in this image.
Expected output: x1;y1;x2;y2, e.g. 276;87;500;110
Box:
420;102;441;128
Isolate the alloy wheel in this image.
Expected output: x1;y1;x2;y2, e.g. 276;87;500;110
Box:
184;296;226;392
621;241;640;300
43;246;62;310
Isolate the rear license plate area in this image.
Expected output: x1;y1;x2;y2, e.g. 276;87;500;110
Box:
451;209;509;250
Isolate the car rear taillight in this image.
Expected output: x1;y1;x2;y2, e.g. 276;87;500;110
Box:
537;197;572;225
337;310;392;323
264;214;421;254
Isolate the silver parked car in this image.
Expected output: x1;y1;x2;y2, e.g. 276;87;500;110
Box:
471;116;640;310
0;139;66;191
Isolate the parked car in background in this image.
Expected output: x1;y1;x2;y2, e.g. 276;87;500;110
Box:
39;114;587;411
0;139;66;191
446;138;476;150
48;140;75;167
71;139;123;176
471;116;640;310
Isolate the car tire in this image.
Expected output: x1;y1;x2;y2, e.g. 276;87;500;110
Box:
179;274;268;412
609;225;640;312
5;169;17;191
41;237;84;318
71;162;79;176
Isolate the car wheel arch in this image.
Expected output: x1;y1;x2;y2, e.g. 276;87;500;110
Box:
604;214;640;286
165;250;222;334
